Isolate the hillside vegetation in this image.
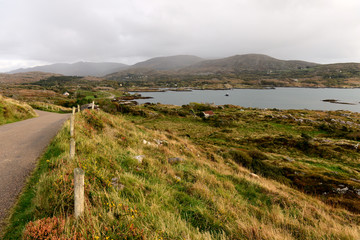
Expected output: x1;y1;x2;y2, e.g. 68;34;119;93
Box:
0;95;37;125
3;54;360;89
0;72;61;84
3;107;360;239
9;62;128;77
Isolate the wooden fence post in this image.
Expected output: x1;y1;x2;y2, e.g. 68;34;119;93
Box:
70;138;75;159
74;168;84;219
91;101;95;110
77;104;80;112
70;115;75;138
72;107;76;115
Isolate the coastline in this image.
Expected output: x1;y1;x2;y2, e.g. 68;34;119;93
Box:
128;86;360;93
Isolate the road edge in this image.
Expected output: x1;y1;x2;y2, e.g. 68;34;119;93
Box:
0;119;68;239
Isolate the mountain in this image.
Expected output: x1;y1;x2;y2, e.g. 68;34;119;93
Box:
130;55;204;71
0;72;62;84
181;54;319;73
8;62;129;77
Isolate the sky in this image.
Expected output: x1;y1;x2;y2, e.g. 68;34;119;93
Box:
0;0;360;72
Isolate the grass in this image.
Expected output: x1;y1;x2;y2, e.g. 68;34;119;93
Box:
28;101;72;113
1;138;62;239
0;94;37;125
3;107;360;239
124;104;360;213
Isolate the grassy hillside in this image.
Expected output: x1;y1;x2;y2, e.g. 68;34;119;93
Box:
130;55;204;71
3;107;360;239
28;102;72;113
0;95;37;125
181;54;318;73
0;72;61;84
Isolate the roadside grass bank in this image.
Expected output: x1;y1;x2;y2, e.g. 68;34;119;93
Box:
1;137;62;239
28;101;72;113
3;108;360;239
0;95;37;125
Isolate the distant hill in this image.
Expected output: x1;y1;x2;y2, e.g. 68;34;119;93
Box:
315;62;360;72
181;54;319;73
130;55;204;71
0;72;62;84
9;62;129;77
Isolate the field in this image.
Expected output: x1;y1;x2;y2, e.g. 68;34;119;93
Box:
3;105;360;239
0;95;37;125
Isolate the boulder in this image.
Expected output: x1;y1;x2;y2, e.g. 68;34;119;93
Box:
168;157;184;164
111;178;125;191
134;155;145;164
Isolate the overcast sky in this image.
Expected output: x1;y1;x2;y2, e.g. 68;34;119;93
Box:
1;0;360;72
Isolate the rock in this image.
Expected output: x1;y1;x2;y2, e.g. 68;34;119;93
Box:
285;157;294;162
155;139;166;145
355;189;360;196
304;119;314;123
134;155;145;164
111;178;125;191
334;186;348;194
142;139;151;145
249;173;260;179
350;178;360;183
168;157;184;164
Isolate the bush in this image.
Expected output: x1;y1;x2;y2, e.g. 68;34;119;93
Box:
248;149;267;160
229;150;252;167
23;217;66;240
82;110;105;131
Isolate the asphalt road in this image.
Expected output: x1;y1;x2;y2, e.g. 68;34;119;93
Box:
0;110;69;230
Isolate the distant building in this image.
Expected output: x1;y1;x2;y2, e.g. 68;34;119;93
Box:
63;92;70;96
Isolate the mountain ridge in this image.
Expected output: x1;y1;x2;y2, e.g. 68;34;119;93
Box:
7;54;360;80
8;62;129;77
180;54;319;73
130;55;204;71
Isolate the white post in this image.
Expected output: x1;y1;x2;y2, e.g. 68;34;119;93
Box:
74;168;84;219
70;115;75;138
77;104;80;112
72;107;76;115
91;101;95;110
70;138;75;160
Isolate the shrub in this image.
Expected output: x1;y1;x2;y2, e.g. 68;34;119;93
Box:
23;217;66;240
82;110;104;131
248;149;267;160
229;149;252;167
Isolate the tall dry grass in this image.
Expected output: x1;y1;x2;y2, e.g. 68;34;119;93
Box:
5;109;359;239
0;94;37;125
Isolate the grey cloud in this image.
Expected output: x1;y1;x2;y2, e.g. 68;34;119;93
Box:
0;0;359;71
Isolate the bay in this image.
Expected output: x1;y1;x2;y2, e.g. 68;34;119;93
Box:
132;88;360;112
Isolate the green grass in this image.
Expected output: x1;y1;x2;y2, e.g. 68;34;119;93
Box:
1;135;63;239
124;104;360;213
3;108;360;239
28;101;72;113
0;95;37;125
